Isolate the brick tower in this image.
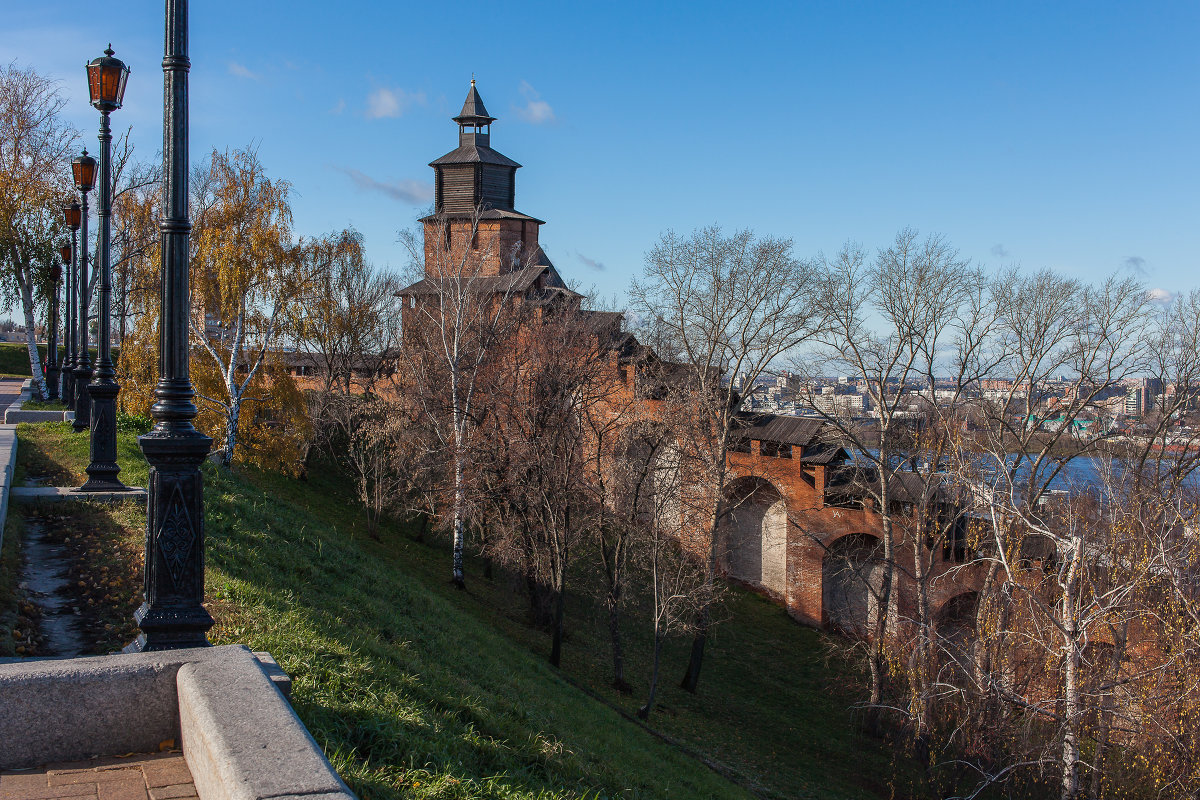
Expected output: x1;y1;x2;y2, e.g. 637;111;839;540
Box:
422;80;550;278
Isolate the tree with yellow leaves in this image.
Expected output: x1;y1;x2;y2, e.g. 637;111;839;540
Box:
0;64;77;397
185;146;332;472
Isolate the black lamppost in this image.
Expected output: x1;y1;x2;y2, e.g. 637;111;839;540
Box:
46;250;65;402
71;150;96;433
61;201;81;407
79;45;130;492
126;0;214;651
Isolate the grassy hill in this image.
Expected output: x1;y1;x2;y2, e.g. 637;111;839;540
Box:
6;423;901;800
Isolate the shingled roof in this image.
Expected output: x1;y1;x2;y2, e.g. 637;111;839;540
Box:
397;264;579;299
454;79;496;125
429;144;521;169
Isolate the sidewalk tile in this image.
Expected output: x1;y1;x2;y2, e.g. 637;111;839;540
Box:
49;767;141;785
0;782;97;799
147;786;196;800
140;761;192;790
97;777;149;800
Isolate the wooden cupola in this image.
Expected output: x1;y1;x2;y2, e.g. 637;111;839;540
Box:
431;80;521;213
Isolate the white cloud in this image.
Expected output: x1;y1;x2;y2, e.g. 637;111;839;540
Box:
1148;287;1175;305
575;251;605;271
335;166;433;204
227;61;260;80
990;243;1009;258
329;98;346;116
366;86;425;119
515;80;556;125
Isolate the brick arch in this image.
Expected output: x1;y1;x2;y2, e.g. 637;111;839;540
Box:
821;531;884;636
934;590;980;665
718;476;788;597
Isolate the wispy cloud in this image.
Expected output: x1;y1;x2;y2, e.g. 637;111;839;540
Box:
228;61;260;80
329;98;346;116
990;243;1009;258
1121;255;1148;276
1148;287;1175;306
515;80;556;125
366;86;426;119
575;251;605;271
335;166;433;204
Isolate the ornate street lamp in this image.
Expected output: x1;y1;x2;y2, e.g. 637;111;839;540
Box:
61;201;81;407
126;0;214;651
79;45;130;492
46;249;66;402
71;150;96;432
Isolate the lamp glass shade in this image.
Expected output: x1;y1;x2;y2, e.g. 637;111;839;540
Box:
59;244;72;265
62;202;81;229
72;151;97;192
86;47;130;111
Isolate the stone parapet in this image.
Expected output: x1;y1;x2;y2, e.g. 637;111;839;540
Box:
0;645;354;799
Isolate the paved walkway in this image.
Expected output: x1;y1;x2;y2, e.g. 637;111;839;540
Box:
0;378;24;414
0;752;196;799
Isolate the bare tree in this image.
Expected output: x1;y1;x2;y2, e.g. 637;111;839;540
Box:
937;271;1157;799
399;209;526;589
795;229;977;735
294;230;402;397
630;225;822;693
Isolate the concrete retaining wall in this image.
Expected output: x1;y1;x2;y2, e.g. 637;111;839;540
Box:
0;645;355;799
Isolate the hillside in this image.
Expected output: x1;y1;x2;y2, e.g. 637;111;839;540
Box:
6;423;899;799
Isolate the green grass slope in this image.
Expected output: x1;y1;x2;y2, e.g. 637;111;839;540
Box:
6;424;899;799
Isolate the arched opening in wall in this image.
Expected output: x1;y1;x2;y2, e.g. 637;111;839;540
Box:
935;591;979;671
717;476;788;597
822;532;884;637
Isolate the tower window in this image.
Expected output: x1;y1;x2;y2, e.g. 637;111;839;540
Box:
444;224;452;251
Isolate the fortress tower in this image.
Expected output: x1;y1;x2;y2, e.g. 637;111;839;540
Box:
420;80;559;281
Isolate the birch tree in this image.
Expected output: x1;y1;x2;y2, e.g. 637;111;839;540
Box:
188;147;330;469
0;64;77;397
938;272;1159;799
630;225;822;693
399;209;525;589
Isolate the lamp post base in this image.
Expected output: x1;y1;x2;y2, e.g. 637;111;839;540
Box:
62;362;75;410
123;601;214;652
72;362;92;432
46;365;60;402
125;429;214;652
79;380;129;492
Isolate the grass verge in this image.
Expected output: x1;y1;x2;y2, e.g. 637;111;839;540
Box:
9;423;900;799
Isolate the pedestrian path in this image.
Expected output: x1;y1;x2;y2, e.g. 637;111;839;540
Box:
0;752;196;799
0;378;25;414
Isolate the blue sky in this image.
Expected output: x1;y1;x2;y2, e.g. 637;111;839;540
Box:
6;2;1198;306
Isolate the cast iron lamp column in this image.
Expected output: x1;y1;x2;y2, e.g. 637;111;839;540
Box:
79;46;130;492
126;0;214;651
46;251;65;402
61;201;81;407
71;150;96;432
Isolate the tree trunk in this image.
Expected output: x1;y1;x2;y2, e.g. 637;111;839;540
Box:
681;484;724;693
549;586;564;668
680;606;709;693
18;269;47;399
607;590;630;692
638;632;665;719
1059;537;1084;800
451;420;466;589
